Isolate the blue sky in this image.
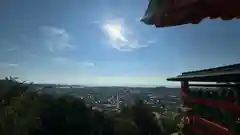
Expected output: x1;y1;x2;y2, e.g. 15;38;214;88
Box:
0;0;240;86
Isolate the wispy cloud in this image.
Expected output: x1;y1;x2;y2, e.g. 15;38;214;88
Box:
90;20;101;24
7;63;18;67
53;57;95;67
19;34;28;41
19;34;33;45
0;40;18;52
41;26;75;52
6;46;18;52
135;17;142;21
52;57;69;63
101;18;148;52
147;39;157;44
0;62;18;67
78;61;95;67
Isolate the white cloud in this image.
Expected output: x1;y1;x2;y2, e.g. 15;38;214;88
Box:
41;26;75;52
101;19;148;51
147;39;157;44
53;57;94;67
7;63;18;67
103;24;127;42
0;62;18;67
110;40;148;52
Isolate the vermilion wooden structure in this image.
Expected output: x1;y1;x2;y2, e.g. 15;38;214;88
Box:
167;63;240;135
141;0;240;27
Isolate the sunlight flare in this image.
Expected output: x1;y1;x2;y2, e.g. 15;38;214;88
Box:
103;23;127;42
101;19;148;51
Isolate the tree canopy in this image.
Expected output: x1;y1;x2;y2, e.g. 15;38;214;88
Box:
0;81;181;135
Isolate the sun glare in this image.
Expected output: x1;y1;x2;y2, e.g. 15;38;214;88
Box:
103;23;127;42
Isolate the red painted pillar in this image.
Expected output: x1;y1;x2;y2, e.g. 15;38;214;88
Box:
181;81;189;101
181;81;192;134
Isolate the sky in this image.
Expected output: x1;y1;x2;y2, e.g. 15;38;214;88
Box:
0;0;240;87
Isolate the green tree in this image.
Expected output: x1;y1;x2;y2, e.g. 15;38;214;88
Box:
38;95;93;135
130;100;163;135
0;91;47;135
0;80;181;135
114;119;139;135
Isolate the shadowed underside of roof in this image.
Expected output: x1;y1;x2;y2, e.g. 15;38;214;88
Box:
141;0;240;27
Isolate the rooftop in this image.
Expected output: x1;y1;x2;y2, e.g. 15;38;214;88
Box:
141;0;240;27
167;63;240;82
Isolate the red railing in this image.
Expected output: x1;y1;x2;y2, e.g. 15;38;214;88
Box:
187;116;239;135
182;88;240;135
182;92;240;116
